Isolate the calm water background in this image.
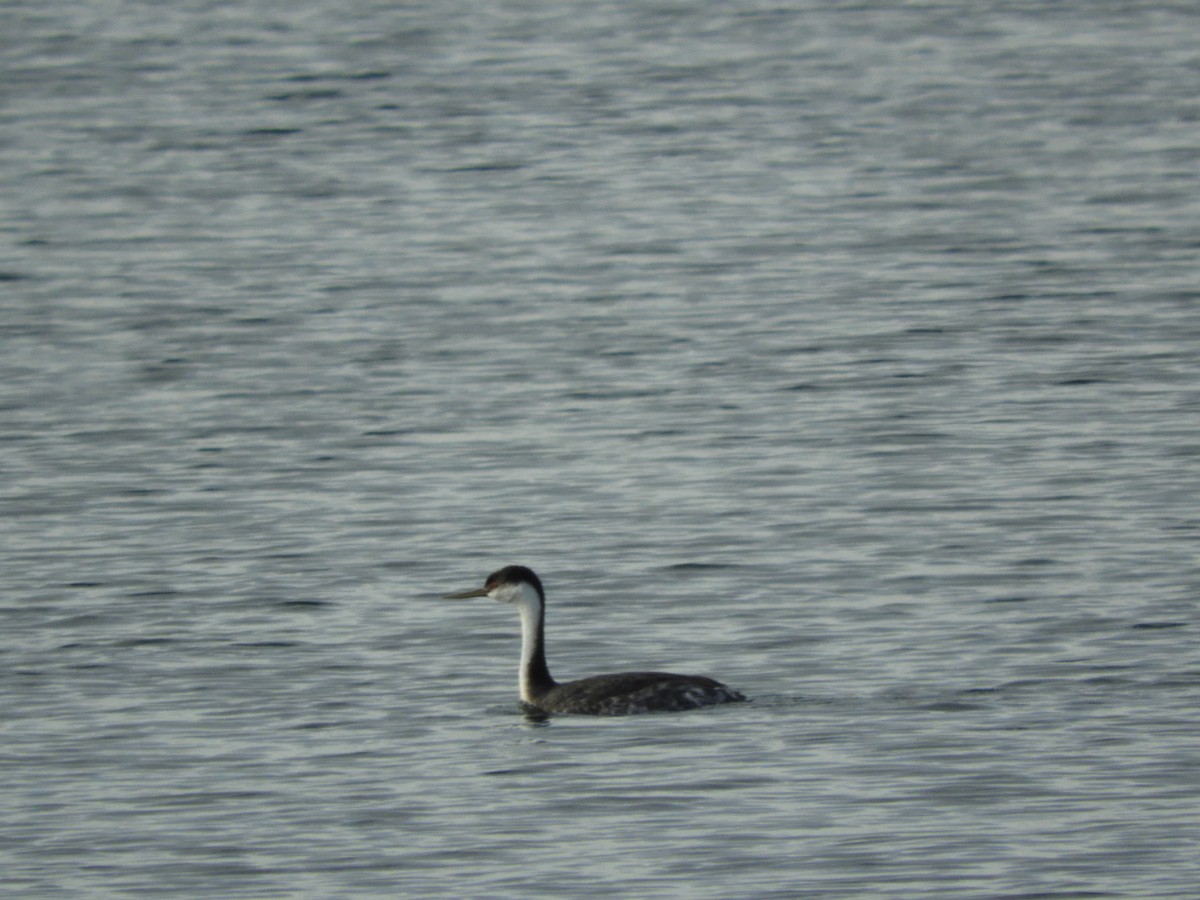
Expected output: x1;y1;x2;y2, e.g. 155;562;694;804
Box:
2;1;1199;897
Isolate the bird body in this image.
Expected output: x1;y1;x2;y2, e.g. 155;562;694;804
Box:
532;670;743;716
444;565;745;715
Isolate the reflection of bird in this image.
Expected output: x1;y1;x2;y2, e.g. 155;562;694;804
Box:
444;565;746;715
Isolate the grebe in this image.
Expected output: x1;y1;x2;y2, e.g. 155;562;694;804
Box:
443;565;746;715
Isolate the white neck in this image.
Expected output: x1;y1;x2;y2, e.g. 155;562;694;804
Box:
509;583;545;703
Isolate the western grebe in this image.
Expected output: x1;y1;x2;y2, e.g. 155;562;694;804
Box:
443;565;746;715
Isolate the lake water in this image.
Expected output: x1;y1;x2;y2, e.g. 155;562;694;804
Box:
2;1;1199;897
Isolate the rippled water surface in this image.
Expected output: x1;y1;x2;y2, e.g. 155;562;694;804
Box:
3;1;1199;897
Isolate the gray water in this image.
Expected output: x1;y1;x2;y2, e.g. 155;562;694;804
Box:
3;1;1199;897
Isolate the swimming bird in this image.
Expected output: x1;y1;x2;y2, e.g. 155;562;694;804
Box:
443;565;746;715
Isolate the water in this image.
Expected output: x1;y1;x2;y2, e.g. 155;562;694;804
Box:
2;1;1199;897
